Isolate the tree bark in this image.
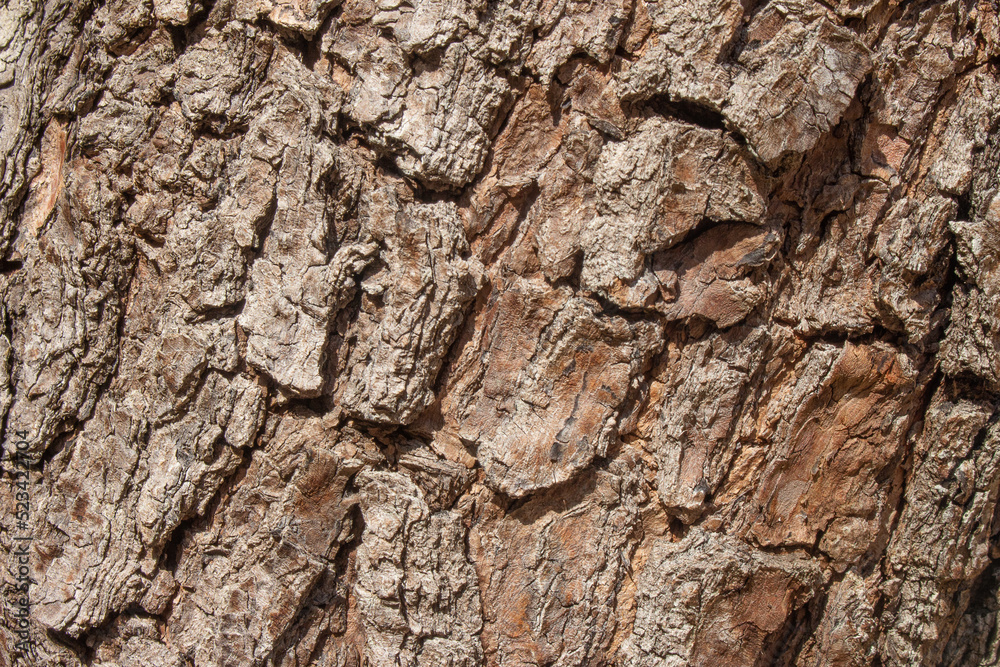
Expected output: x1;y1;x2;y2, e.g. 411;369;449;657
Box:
2;0;1000;665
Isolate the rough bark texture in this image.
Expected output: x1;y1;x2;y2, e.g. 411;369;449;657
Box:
2;0;1000;665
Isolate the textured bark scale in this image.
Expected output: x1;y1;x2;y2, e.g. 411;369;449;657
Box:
2;0;1000;665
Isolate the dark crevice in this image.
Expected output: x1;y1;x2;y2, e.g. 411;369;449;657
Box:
0;258;24;275
921;232;962;356
642;94;729;133
667;517;689;540
578;286;661;326
969;404;1000;456
869;0;931;56
940;558;1000;666
366;148;422;193
502;465;599;521
37;426;78;470
614;44;639;63
945;374;1000;405
744;541;825;563
277;29;315;68
45;627;92;665
545;248;584;293
757;591;820;667
877;366;940;561
842;15;867;34
780;320;916;352
490;72;530;139
157;440;254;574
167;23;189;55
422;283;492;415
155;513;194;575
338;416;403;465
954;186;973;222
269;538;358;665
719;0;772;65
632;92;757;155
302;31;323;71
474;179;540;267
686;324;788;529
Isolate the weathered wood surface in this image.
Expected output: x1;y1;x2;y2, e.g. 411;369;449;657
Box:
2;0;1000;665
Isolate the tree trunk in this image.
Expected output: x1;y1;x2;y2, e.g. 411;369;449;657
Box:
2;0;1000;665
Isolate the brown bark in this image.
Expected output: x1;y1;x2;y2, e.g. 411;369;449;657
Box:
2;0;1000;665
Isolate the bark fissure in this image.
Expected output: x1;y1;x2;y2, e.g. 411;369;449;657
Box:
3;0;1000;665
